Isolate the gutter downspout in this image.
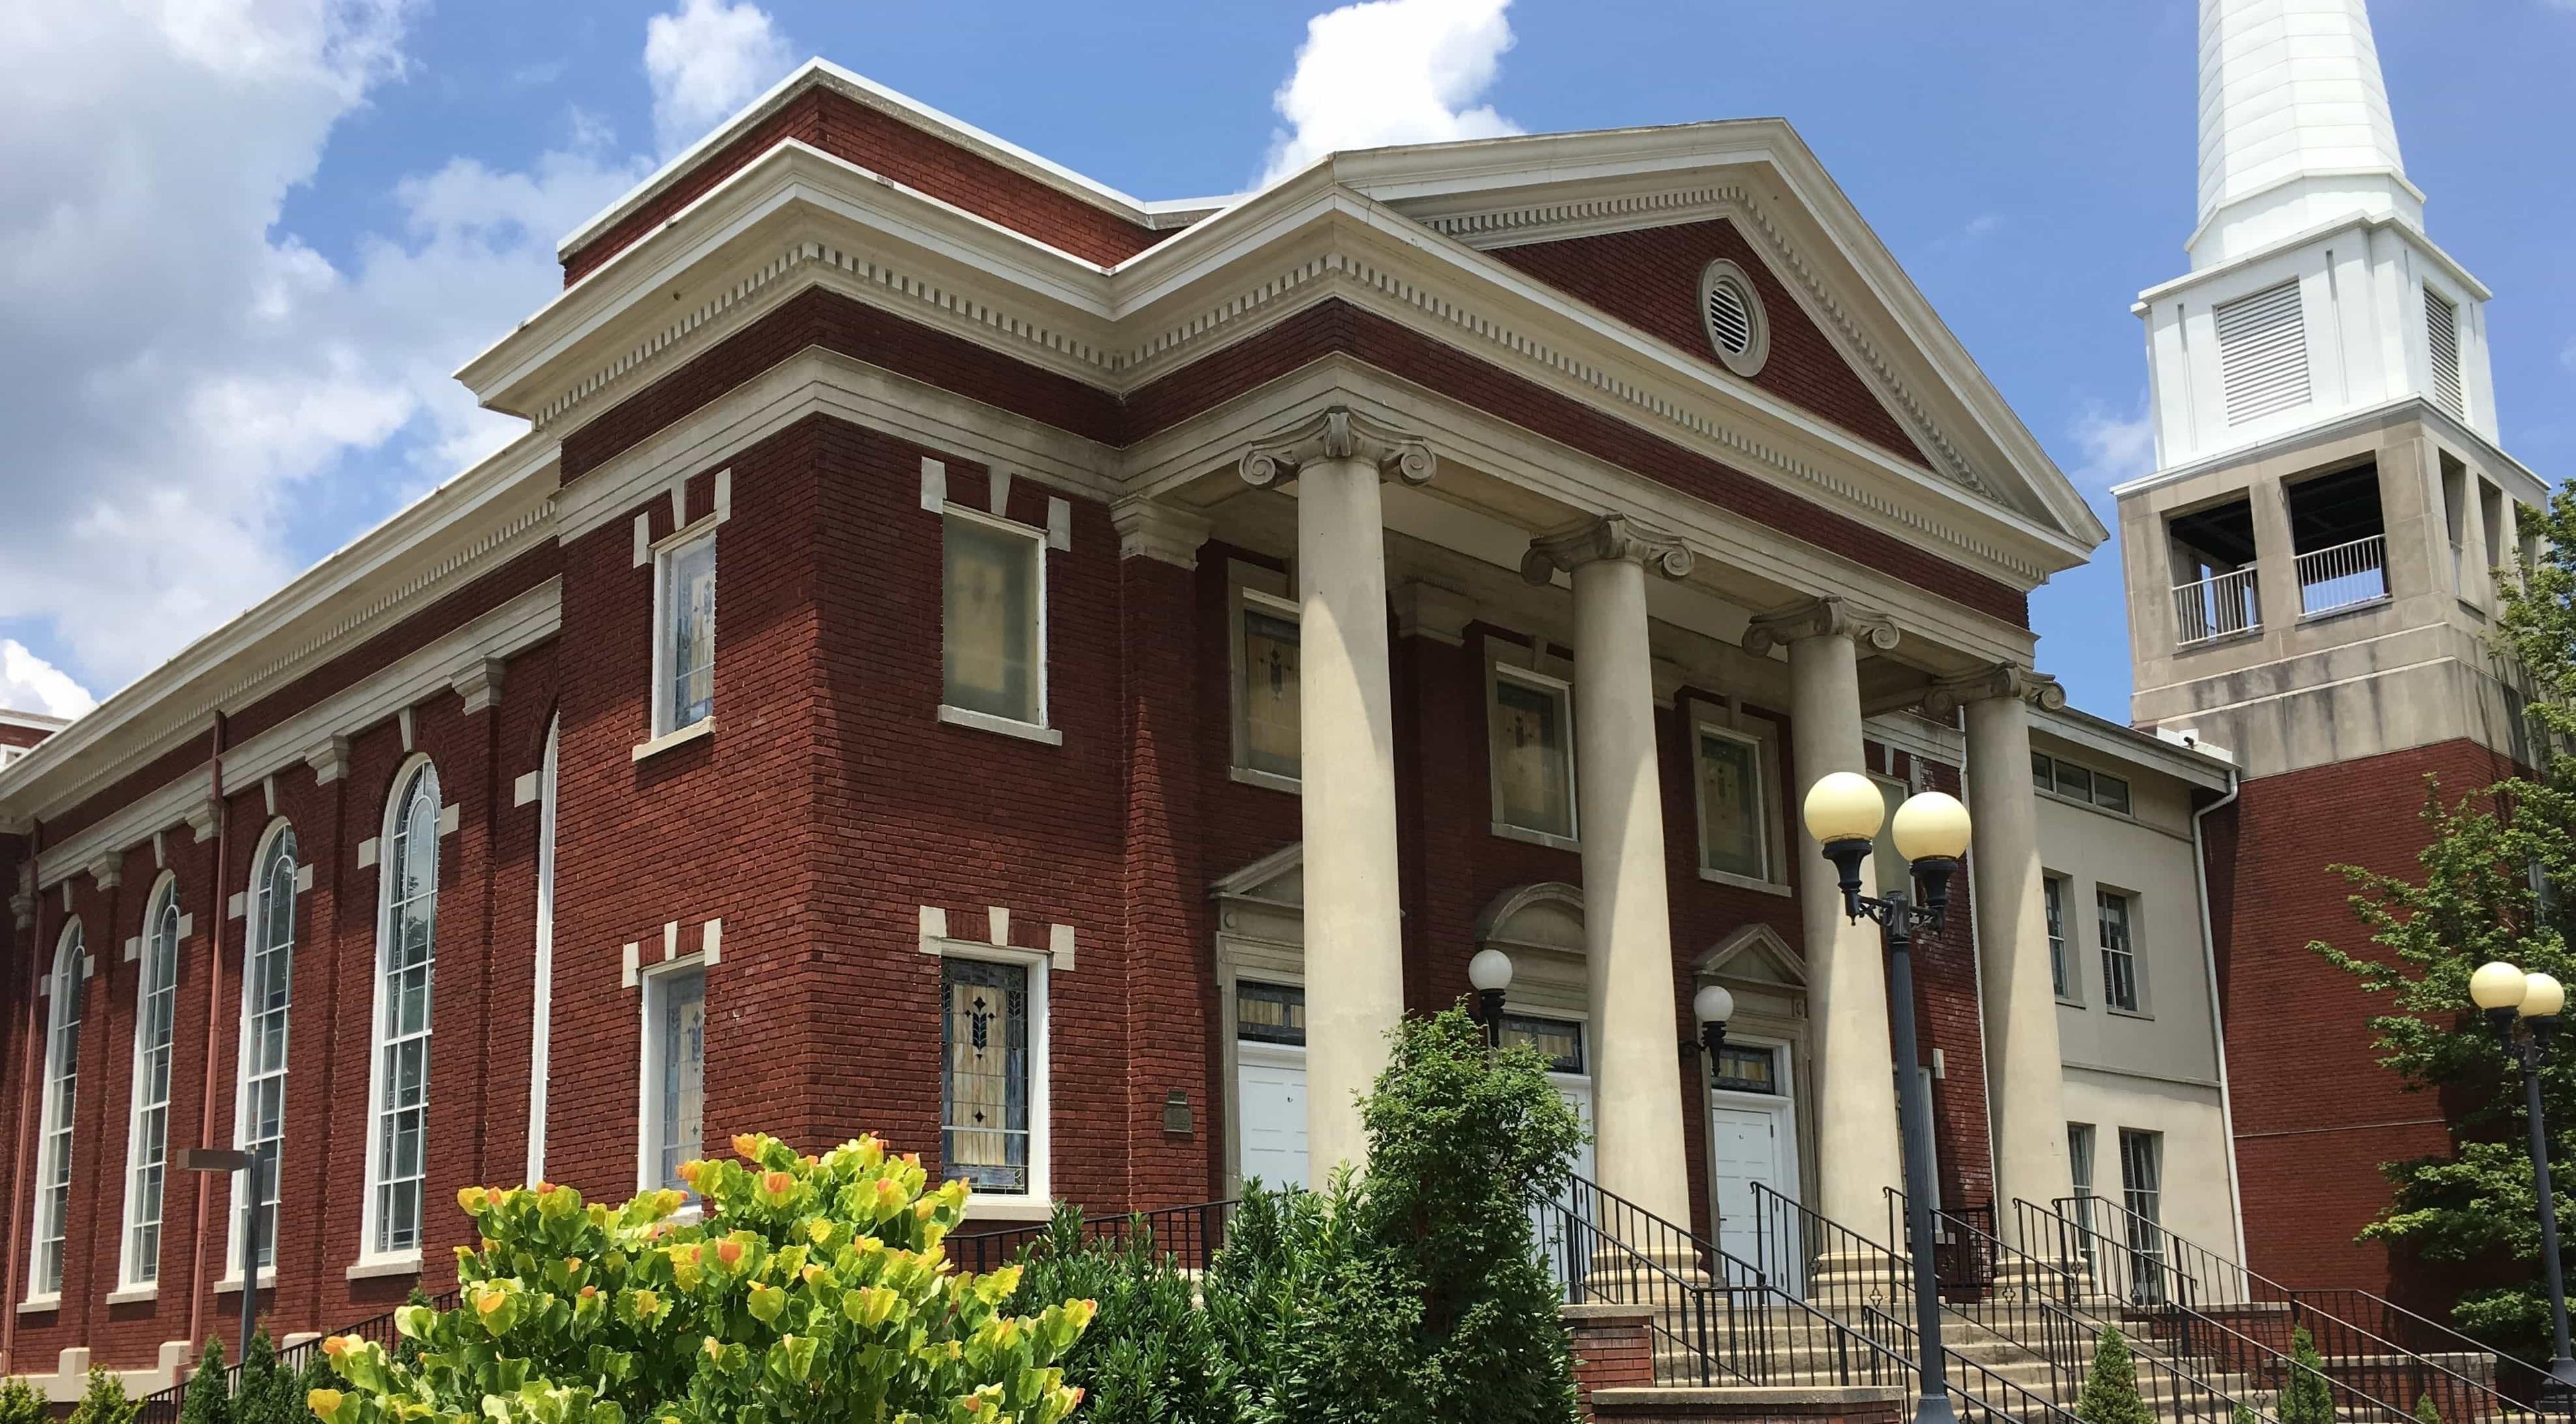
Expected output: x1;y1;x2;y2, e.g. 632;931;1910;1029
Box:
3;816;45;1376
2190;762;2251;1268
184;714;229;1353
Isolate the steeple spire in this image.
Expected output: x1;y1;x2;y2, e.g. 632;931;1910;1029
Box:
2192;0;2423;268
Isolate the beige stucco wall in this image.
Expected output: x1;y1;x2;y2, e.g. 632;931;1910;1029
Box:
2061;1067;2241;1264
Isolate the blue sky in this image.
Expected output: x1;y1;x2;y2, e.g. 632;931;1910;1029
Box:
3;0;2570;724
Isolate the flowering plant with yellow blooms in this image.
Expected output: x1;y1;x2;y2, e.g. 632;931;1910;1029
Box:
304;1133;1093;1424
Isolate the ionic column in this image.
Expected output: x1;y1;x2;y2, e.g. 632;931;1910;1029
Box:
1745;597;1905;1231
1240;407;1434;1184
1927;664;2075;1225
1524;515;1697;1227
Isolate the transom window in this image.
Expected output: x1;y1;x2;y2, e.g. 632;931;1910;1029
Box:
644;967;706;1193
941;957;1036;1194
654;527;717;736
1694;722;1776;884
1236;590;1301;782
123;878;182;1288
30;921;85;1299
2044;874;2074;1001
2032;750;2131;815
368;760;440;1258
235;827;297;1274
2098;890;2139;1013
1498;1015;1586;1076
1236;981;1306;1046
1711;1042;1780;1097
943;510;1045;728
1491;666;1575;842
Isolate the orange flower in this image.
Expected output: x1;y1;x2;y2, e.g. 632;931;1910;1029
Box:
319;1335;352;1360
633;1289;661;1315
565;1257;586;1275
714;1238;745;1268
457;1185;490;1215
760;1170;794;1197
578;1285;598;1300
732;1133;761;1160
676;1160;702;1188
475;1290;506;1317
799;1264;825;1286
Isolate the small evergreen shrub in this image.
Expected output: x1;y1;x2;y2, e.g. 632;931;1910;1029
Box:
1007;1205;1242;1424
68;1367;138;1424
2416;1390;2441;1424
307;1133;1095;1424
2233;1404;2259;1424
2279;1325;2337;1424
0;1375;49;1424
177;1340;231;1424
2074;1326;2153;1424
234;1331;297;1424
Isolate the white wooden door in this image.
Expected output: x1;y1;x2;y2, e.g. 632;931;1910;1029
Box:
1236;1042;1308;1191
1708;1101;1789;1275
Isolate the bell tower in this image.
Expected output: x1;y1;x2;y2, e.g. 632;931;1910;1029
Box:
2116;0;2551;1300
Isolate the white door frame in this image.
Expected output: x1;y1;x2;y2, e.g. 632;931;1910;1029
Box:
1705;1033;1800;1271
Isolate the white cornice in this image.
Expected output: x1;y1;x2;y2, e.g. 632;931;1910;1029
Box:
2135;209;2491;307
0;711;71;733
2110;393;2548;507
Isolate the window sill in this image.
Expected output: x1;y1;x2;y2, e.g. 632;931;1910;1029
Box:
1490;821;1580;854
1697;867;1792;897
214;1270;278;1295
2105;1006;2153;1022
15;1295;58;1316
2295;595;2391;625
2171;628;2262;653
938;705;1062;746
2056;996;2088;1010
105;1284;159;1306
345;1253;421;1282
957;1194;1056;1223
1228;766;1301;795
632;718;716;763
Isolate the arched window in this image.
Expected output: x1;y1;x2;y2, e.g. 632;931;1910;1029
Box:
525;718;557;1187
29;919;86;1299
120;876;182;1288
366;760;439;1258
233;823;297;1276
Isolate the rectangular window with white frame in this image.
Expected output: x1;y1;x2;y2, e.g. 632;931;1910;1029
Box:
942;509;1048;735
2068;1121;2099;1273
2044;874;2077;1003
1694;715;1784;888
939;952;1047;1201
1489;661;1575;845
639;965;706;1194
653;525;717;738
2098;888;2142;1013
1233;582;1301;786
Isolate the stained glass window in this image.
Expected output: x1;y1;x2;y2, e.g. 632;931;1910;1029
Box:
1491;672;1573;838
1711;1043;1779;1096
1240;599;1300;778
659;532;716;732
941;958;1031;1194
1236;982;1305;1046
652;969;706;1192
1697;727;1769;880
1499;1015;1586;1075
943;514;1040;723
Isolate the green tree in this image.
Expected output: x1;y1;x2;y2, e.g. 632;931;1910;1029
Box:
0;1375;49;1424
2416;1390;2442;1424
2073;1327;2153;1424
309;1132;1093;1424
1007;1204;1242;1424
235;1330;299;1424
2278;1325;2336;1424
2310;484;2576;1360
67;1367;138;1424
178;1340;232;1424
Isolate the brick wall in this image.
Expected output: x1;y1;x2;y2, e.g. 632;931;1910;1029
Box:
560;86;1173;285
2213;737;2518;1306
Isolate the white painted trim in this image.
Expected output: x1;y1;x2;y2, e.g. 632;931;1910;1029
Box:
632;718;717;762
527;719;558;1188
935;705;1062;746
210;1268;276;1295
360;756;442;1262
343;1254;420;1282
101;1286;157;1306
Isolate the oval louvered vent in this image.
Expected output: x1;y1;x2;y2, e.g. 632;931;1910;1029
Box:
1697;260;1769;377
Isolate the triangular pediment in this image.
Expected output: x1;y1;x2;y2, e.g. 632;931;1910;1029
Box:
1694;922;1805;987
1212;842;1303;907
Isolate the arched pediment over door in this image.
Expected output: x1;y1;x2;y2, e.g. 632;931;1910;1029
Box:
1474;881;1587;1022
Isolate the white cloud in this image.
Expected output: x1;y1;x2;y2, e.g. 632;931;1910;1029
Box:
644;0;794;156
0;642;95;720
0;0;654;697
1260;0;1519;185
2068;396;2159;495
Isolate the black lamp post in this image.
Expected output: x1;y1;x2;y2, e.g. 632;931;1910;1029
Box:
1468;948;1515;1049
1803;770;1972;1424
2471;960;2576;1408
178;1145;264;1372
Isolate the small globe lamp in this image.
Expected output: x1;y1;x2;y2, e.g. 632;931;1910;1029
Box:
1693;983;1735;1062
2471;959;2576;1404
1467;948;1515;1048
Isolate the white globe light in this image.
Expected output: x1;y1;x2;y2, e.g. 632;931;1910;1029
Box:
2524;972;2567;1019
1694;983;1735;1028
2471;960;2530;1011
1892;791;1972;862
1804;771;1886;846
1467;948;1515;993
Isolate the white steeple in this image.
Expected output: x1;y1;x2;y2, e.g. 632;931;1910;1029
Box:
2191;0;2424;269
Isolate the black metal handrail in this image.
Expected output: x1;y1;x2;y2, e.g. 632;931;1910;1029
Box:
948;1198;1238;1275
1886;1191;1999;1298
135;1288;461;1424
2046;1194;2530;1421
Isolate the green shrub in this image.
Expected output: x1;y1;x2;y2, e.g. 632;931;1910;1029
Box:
2416;1391;2441;1424
235;1331;299;1424
177;1340;231;1424
0;1375;49;1424
1008;1205;1242;1424
2233;1404;2259;1424
2279;1325;2337;1424
2074;1327;2153;1424
68;1367;137;1424
308;1132;1095;1424
1203;1176;1421;1423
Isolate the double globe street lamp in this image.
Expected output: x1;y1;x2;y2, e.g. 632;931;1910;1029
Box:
1803;770;1975;1424
2471;960;2576;1406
